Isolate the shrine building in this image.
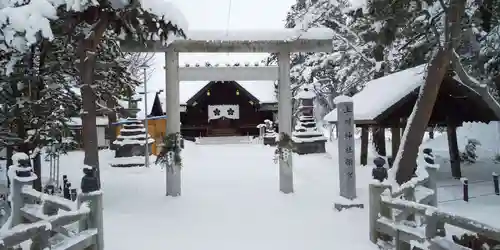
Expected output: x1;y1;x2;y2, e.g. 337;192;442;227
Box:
145;80;278;138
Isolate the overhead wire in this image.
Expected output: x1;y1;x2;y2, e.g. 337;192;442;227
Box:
225;0;233;57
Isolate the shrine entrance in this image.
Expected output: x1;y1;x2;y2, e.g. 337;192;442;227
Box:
207;104;238;136
121;28;333;196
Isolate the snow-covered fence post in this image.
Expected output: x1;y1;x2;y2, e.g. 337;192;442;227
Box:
493;173;499;195
423;149;438;207
335;96;356;199
81;168;104;250
462;178;469;202
9;153;36;227
423;148;445;237
368;184;392;243
277;50;294;194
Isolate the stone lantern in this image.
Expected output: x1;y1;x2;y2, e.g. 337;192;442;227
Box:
110;117;154;167
291;84;327;154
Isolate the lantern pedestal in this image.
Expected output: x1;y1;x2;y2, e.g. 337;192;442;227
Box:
263;136;278;146
291;115;327;155
292;139;327;154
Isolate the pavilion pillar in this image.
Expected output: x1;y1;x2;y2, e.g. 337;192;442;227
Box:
391;126;401;158
165;48;182;196
360;127;368;166
278;50;294;194
446;122;461;179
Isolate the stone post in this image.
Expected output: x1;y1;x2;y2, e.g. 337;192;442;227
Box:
277;50;293;194
336;98;356;199
165;49;182;196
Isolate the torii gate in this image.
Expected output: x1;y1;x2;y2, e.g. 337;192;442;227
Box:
121;28;333;196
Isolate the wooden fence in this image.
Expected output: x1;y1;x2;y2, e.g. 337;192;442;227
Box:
369;148;500;250
0;165;103;250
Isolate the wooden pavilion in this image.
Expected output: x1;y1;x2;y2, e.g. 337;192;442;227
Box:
324;64;500;178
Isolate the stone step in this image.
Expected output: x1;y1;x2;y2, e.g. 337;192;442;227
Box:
196;136;253;145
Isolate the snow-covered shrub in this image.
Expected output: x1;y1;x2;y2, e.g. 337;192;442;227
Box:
460;139;481;164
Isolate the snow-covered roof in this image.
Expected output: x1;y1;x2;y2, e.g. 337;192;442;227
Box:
68;117;109;127
180;81;211;104
238;81;277;103
295;84;316;99
177;80;277;104
324;64;427;123
175;28;334;42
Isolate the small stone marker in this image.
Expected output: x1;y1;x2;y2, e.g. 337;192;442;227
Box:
333;95;364;211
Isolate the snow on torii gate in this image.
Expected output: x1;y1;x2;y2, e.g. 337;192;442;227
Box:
121;28;334;196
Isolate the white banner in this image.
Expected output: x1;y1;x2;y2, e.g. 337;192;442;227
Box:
208;105;240;121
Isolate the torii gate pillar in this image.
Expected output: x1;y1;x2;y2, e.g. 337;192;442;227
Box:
154;28;333;196
164;49;181;196
277;50;293;193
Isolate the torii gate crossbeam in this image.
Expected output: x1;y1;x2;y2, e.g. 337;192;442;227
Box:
179;66;279;81
121;28;334;196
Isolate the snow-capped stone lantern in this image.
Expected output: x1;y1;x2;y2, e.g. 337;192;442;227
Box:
291;84;327;154
260;119;278;145
125;94;142;117
110;117;154;167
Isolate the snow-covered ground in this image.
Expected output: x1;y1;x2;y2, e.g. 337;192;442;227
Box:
43;141;377;250
1;121;498;249
423;122;500;227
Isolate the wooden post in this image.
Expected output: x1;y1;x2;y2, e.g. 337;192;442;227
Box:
446;123;461;179
425;166;438;207
373;127;387;156
165;49;182;196
277;50;294;194
360;127;368;166
493;173;499;195
391;127;401;157
462;178;469;202
369;184;392;243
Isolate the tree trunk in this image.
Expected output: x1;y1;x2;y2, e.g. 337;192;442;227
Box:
372;127;387;156
394;49;451;184
78;17;109;188
81;84;100;183
446;122;461;178
371;44;387;157
32;153;42;191
394;0;464;185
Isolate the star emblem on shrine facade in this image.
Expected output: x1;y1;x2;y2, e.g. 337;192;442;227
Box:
227;108;235;116
213;108;221;116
